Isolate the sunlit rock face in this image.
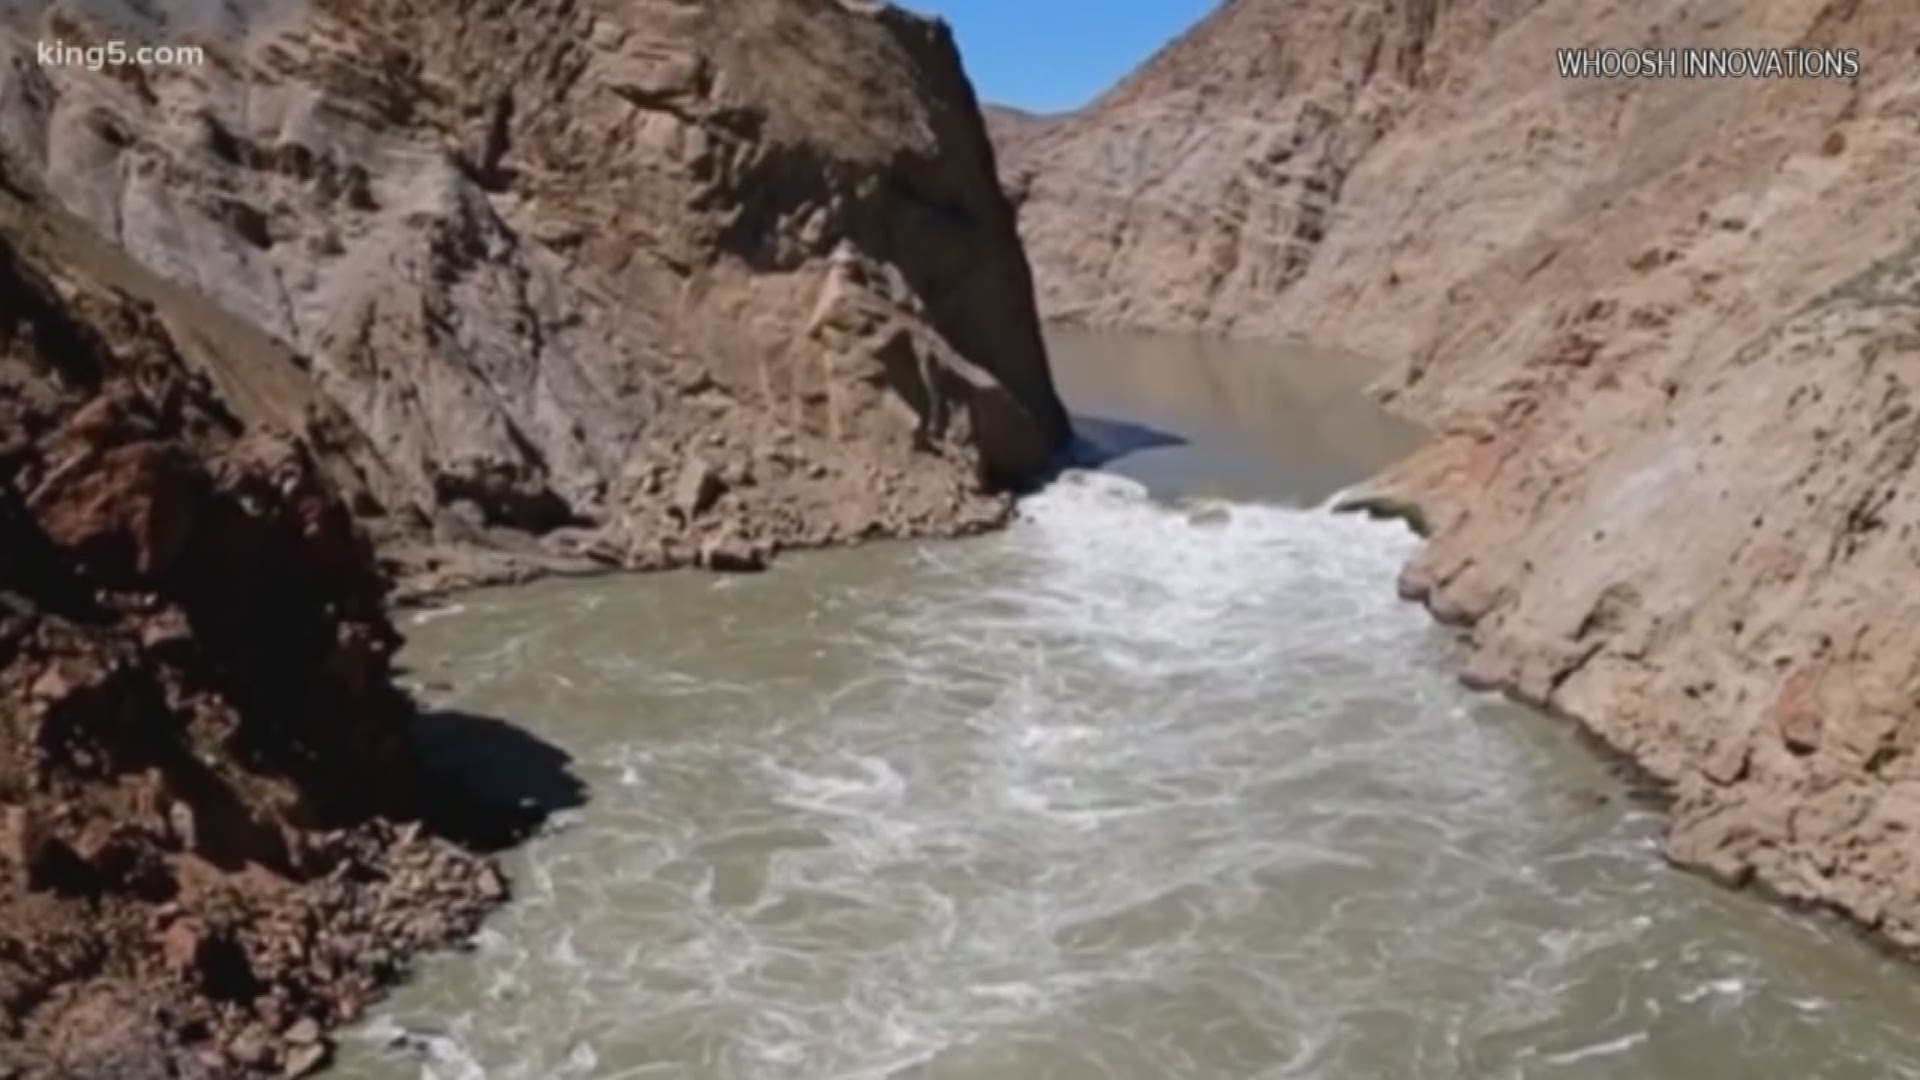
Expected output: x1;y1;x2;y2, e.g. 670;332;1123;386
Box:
0;0;1070;595
995;0;1920;949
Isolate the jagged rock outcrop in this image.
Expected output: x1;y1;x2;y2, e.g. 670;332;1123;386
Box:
999;0;1920;947
1377;240;1920;949
0;182;538;1077
0;0;1069;595
0;0;1069;1070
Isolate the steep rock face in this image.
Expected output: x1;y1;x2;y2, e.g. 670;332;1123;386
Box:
996;0;1519;334
1380;242;1920;948
1002;0;1920;945
0;0;1069;592
1341;0;1920;945
0;184;527;1077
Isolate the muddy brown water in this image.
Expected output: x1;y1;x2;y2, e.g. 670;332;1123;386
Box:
337;330;1920;1079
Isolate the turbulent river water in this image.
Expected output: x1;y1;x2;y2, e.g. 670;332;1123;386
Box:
339;331;1920;1079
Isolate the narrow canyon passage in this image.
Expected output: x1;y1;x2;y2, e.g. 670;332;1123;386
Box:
339;334;1920;1080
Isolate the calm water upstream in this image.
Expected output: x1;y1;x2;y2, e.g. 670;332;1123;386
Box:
338;330;1920;1079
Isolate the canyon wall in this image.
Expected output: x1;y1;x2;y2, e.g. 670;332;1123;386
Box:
996;0;1513;336
0;0;1068;1071
1;0;1069;595
0;177;526;1077
1000;0;1920;946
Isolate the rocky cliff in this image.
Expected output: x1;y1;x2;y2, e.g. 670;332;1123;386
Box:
0;0;1069;1071
1000;1;1920;947
1;0;1069;594
996;0;1498;335
0;174;532;1077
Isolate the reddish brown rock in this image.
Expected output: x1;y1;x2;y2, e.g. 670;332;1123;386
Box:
158;923;209;980
0;807;44;877
0;193;519;1074
27;441;202;583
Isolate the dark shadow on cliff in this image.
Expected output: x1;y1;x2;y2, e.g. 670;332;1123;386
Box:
411;708;589;852
1065;413;1189;469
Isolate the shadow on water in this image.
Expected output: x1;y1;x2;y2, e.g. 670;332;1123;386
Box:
1067;413;1189;469
411;708;589;852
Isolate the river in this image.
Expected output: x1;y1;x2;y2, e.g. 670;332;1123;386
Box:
336;330;1920;1079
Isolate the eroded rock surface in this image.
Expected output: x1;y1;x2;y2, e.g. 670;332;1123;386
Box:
995;0;1482;335
1000;0;1920;947
0;189;539;1077
1;0;1069;596
0;0;1069;1071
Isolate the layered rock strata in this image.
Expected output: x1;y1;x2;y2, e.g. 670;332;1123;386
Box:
0;189;530;1077
1;0;1070;595
0;0;1072;1071
1000;0;1920;945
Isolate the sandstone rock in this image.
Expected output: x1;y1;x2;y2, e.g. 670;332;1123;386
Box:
475;865;506;902
1;0;1071;586
227;1024;273;1068
283;1042;329;1079
673;458;726;521
996;0;1445;336
699;532;771;574
159;923;207;979
0;193;518;1072
27;441;203;584
284;1018;321;1046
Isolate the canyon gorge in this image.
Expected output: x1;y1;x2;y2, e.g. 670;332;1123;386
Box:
0;0;1064;1073
997;0;1920;955
5;0;1920;1074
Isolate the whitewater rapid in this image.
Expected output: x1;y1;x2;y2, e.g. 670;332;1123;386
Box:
340;472;1920;1080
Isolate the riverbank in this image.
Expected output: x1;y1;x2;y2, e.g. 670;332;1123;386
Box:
335;408;1920;1080
0;201;1052;1079
0;190;1029;1078
388;322;1417;607
0;220;547;1079
0;0;1072;1070
991;0;1920;957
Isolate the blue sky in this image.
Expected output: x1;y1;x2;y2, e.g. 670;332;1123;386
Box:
899;0;1216;114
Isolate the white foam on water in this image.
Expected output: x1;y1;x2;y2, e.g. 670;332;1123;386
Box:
1541;1031;1650;1065
1679;977;1749;1004
406;602;469;627
342;471;1920;1080
352;1017;487;1080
